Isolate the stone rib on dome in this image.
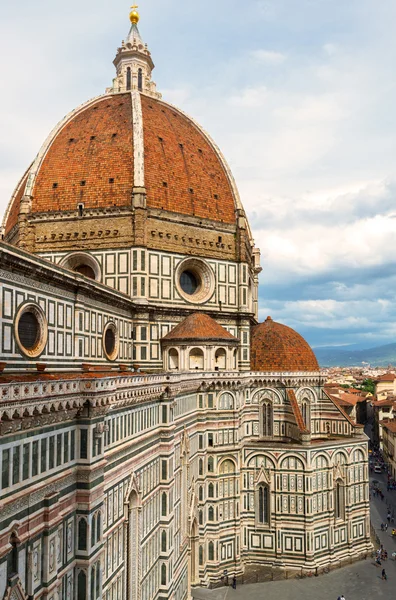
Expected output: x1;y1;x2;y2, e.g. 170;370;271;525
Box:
251;316;319;372
162;313;237;343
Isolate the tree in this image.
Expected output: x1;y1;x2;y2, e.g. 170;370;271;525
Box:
360;379;375;395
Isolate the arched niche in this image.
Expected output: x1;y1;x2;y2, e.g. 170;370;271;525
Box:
215;348;227;370
168;348;179;370
189;348;204;370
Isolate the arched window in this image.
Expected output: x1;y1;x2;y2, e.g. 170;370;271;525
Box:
199;545;204;565
199;510;203;525
77;570;87;600
301;400;310;429
91;514;96;547
95;562;100;599
208;506;214;521
161;530;167;552
233;349;238;369
199;459;203;476
262;402;273;437
199;486;204;501
127;67;131;90
168;348;179;370
218;392;234;410
7;533;19;579
161;563;167;586
208;483;214;498
96;512;101;543
161;492;167;517
208;541;214;561
257;484;270;525
90;566;95;600
219;459;236;474
78;519;87;551
138;68;143;91
335;479;345;520
207;456;214;473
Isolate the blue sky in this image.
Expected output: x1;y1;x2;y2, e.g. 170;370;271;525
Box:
1;0;396;349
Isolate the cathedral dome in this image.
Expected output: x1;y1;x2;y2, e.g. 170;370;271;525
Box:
3;91;240;237
251;316;319;372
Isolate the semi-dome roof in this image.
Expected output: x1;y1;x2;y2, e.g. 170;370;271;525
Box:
162;313;238;344
251;316;319;372
3;91;241;237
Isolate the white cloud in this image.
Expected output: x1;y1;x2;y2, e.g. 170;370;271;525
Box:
2;0;396;346
250;49;287;65
228;86;268;107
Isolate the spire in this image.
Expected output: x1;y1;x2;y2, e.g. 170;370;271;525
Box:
109;4;161;99
127;4;143;45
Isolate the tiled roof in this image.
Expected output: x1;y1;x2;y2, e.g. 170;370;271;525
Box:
324;391;359;427
381;420;396;433
372;397;395;407
250;317;319;372
4;92;237;230
141;96;236;223
287;389;309;433
33;95;134;213
339;392;366;405
376;373;396;382
0;371;140;383
162;313;237;342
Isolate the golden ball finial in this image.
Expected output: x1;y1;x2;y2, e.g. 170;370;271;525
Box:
129;4;140;24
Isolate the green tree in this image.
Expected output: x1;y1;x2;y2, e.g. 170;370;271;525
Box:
360;379;375;394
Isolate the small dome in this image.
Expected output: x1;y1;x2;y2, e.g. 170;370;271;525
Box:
251;316;319;372
162;313;238;343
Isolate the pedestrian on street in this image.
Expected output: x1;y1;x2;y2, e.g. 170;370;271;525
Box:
232;576;237;589
381;568;387;580
385;523;388;531
387;512;391;522
337;595;345;600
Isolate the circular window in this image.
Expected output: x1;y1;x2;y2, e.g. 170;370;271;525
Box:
180;270;199;295
102;322;119;361
175;258;215;304
14;303;48;358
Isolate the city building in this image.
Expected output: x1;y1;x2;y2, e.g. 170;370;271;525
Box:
374;373;396;400
0;7;371;600
381;420;396;479
372;397;396;449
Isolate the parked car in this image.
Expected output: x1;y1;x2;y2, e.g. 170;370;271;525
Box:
374;465;382;473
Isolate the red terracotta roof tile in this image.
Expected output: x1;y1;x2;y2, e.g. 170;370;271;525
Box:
376;373;396;382
162;313;237;342
287;389;309;433
381;420;396;433
141;96;236;223
372;397;395;407
251;317;319;372
4;93;239;232
32;94;134;213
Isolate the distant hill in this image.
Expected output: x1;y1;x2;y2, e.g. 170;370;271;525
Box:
314;343;396;367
